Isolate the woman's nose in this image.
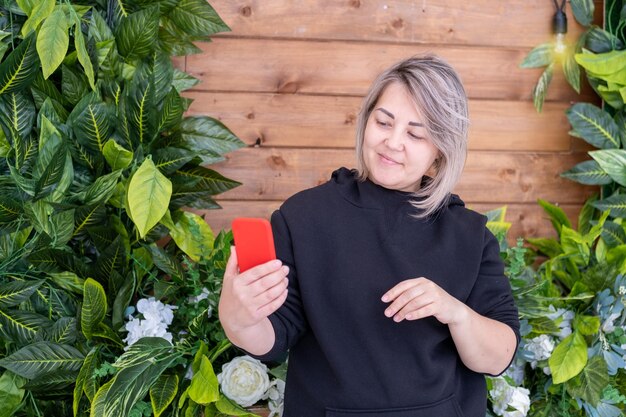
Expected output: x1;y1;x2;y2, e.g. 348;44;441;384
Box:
384;130;404;151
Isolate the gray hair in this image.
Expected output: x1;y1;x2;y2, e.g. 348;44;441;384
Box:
355;54;470;218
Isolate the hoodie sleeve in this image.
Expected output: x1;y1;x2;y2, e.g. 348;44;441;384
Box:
244;209;309;362
465;226;521;375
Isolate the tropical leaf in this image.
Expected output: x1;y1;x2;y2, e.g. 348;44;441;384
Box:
0;279;44;308
567;103;621;149
520;43;554;68
90;338;180;417
589;149;626;186
586;27;624;53
538;199;572;235
178;116;244;157
0;196;23;223
0;32;40;96
81;170;122;205
146;244;184;278
563;49;581;94
61;65;89;106
34;140;68;198
50;317;77;345
0;371;25;417
125;74;157;146
150;374;179;417
561;160;613;185
168;0;230;38
567;356;609;407
570;0;595;26
127;158;172;238
103;140;133;170
74;347;100;415
172;166;241;195
20;0;54;36
69;93;114;154
158;88;184;132
72;204;107;238
116;6;160;60
0;91;36;142
81;278;107;340
153;147;194;175
168;211;214;262
172;68;199;92
188;356;219;404
37;8;69;79
549;331;588;384
0;341;84;379
22;370;78;392
601;221;626;247
112;274;135;331
0;309;53;343
74;20;96;90
94;235;127;280
532;63;553;113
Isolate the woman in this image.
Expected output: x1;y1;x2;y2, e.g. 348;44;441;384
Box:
219;55;520;417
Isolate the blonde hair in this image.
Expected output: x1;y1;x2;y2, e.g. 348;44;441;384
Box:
355;54;469;218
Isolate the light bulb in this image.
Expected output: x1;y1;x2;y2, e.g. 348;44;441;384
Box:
554;33;566;54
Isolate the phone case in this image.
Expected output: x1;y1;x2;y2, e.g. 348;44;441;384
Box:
232;217;277;272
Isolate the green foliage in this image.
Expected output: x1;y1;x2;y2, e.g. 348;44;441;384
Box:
0;1;248;416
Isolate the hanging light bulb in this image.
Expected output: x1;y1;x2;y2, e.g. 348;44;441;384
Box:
552;0;567;54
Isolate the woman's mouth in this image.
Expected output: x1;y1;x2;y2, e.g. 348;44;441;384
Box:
378;153;401;165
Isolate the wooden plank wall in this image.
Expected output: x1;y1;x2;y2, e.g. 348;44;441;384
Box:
183;0;602;240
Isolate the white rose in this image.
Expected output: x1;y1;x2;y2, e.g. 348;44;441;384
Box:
267;379;286;417
218;356;270;407
508;386;530;415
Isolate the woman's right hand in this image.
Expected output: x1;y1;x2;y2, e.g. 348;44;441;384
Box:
218;247;289;334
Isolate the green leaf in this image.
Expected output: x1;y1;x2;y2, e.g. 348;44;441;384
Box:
168;211;214;262
158;88;184;131
116;6;160;60
561;160;613;185
563;49;581;94
103;140;133;170
575;49;626;77
593;194;626;218
173;166;241;195
62;65;89;106
74;347;99;415
526;237;563;258
75;23;96;91
586;27;623;53
561;226;590;266
47;271;85;294
590;149;626;186
0;341;84;379
146;244;184;278
112;274;135;331
0;309;53;343
37;8;69;79
0;280;44;308
22;370;79;392
573;314;600;336
532;63;553;113
215;395;257;416
20;0;54;36
91;338;180;417
150;374;179;417
69;93;114;153
50;317;77;345
153;147;194;175
570;0;595;26
0;32;40;95
188;356;219;405
172;68;199;93
538;199;572;235
549;331;588;384
179;116;244;157
0;371;25;417
81;278;107;340
0;92;36;145
94;235;127;280
127;158;172;238
567;103;621;149
567;356;609;406
169;0;230;38
601;220;626;247
125;74;157;145
520;43;554;68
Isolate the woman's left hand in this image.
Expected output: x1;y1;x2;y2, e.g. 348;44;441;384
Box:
381;277;468;325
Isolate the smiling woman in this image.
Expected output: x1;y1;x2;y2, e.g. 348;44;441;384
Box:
219;54;520;417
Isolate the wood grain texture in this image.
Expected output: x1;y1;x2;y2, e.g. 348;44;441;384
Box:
210;0;601;49
186;91;575;151
210;148;595;203
185;38;595;102
196;200;581;240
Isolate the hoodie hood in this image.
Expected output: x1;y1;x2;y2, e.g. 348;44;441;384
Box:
331;167;465;212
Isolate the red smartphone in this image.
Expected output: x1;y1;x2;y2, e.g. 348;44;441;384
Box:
231;217;277;273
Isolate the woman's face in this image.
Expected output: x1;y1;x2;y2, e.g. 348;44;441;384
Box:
362;82;440;192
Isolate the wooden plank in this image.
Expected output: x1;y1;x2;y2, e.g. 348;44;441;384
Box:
211;0;601;49
210;148;595;203
197;200;581;241
186;91;573;151
186;38;595;102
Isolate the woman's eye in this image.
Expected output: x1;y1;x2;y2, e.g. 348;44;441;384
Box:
408;132;423;140
376;120;390;127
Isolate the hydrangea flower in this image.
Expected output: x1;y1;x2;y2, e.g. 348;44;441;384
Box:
267;378;285;417
123;297;177;348
524;334;555;370
489;377;530;417
546;305;574;339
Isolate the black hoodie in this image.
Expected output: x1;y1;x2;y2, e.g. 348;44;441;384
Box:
249;167;520;417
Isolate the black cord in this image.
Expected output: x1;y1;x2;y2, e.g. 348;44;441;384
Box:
552;0;566;12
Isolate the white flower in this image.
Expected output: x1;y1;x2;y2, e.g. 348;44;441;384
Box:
525;334;555;369
123;298;176;349
489;377;530;417
217;356;270;407
504;360;525;386
267;379;285;417
189;287;211;303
